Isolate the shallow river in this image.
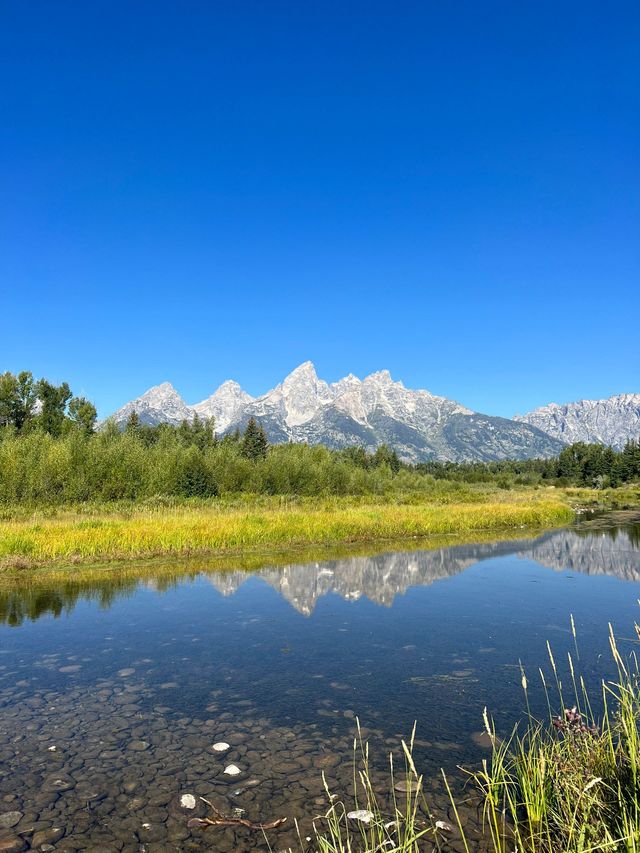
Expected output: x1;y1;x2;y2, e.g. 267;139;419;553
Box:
1;512;639;851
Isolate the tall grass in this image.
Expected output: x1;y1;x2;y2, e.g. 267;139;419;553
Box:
465;618;640;852
307;619;640;852
295;723;442;852
0;494;573;568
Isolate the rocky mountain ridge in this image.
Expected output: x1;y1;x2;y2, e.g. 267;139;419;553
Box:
516;393;640;449
106;362;564;462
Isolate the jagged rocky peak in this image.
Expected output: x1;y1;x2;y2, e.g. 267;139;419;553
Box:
146;381;183;401
331;373;362;395
110;381;191;427
105;362;584;462
334;367;472;426
516;393;640;449
366;369;394;384
192;380;254;432
270;361;334;427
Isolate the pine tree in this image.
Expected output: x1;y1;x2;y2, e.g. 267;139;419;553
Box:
241;417;268;460
125;411;141;433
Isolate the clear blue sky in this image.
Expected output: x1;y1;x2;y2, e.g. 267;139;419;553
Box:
1;1;638;418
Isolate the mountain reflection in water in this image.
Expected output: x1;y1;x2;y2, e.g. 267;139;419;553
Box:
2;513;639;625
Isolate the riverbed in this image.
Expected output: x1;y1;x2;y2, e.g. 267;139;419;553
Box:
1;513;639;851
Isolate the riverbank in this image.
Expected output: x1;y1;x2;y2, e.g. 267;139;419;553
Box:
1;485;637;571
0;489;575;570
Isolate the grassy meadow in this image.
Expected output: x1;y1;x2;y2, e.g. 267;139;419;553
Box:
0;489;575;570
0;416;637;571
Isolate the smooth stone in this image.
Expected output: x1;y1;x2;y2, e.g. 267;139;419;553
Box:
223;765;241;776
347;809;374;824
0;814;22;830
136;822;166;843
117;669;135;677
211;742;230;752
32;827;65;847
0;837;26;853
394;779;420;793
42;776;75;793
179;795;196;810
128;740;150;751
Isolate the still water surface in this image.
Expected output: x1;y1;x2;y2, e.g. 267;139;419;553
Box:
0;513;639;851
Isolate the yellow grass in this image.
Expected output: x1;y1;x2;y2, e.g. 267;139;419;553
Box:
0;493;573;570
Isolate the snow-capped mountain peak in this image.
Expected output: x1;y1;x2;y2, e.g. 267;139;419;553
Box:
105;363;572;462
262;361;334;427
193;380;254;432
110;381;191;427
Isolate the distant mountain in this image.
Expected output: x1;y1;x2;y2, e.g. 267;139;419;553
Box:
515;393;640;449
106;362;564;462
109;381;193;427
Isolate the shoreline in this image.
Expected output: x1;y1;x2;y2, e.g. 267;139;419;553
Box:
0;492;575;572
0;486;637;574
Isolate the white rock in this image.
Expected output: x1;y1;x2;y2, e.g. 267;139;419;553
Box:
212;742;230;752
223;764;241;776
516;393;640;449
347;809;374;823
180;794;196;809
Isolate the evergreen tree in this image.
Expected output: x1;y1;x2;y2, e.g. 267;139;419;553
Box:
125;411;141;433
177;447;218;497
241;417;268;460
372;443;401;473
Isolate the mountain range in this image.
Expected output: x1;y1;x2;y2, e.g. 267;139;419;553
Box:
105;362;638;462
515;394;640;449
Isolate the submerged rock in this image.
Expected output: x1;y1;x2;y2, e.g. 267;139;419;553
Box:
393;779;420;794
223;764;241;776
0;835;27;852
31;827;65;847
471;730;501;749
347;809;374;823
0;813;22;830
211;742;230;752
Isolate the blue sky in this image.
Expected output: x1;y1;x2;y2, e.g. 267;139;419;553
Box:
1;1;638;418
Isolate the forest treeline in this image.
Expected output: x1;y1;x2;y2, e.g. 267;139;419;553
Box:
0;370;638;504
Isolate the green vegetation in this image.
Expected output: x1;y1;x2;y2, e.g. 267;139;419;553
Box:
420;439;640;489
0;370;97;436
303;722;435;852
0;493;572;569
0;369;637;568
309;620;640;851
0;369;638;507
